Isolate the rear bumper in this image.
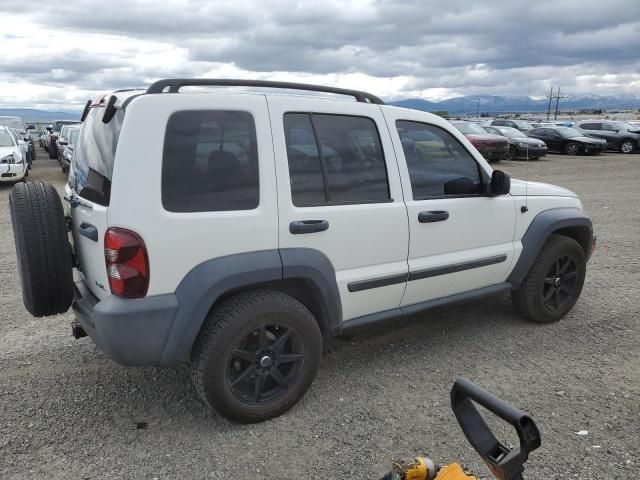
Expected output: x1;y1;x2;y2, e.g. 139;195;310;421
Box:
72;277;179;366
477;145;509;160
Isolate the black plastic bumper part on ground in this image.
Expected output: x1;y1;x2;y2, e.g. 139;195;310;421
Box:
72;278;179;366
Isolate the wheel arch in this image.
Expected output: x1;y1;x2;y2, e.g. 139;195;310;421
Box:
508;207;593;288
159;248;341;366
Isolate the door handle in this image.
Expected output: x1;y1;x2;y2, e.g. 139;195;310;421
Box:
78;222;98;241
289;220;329;234
418;210;449;223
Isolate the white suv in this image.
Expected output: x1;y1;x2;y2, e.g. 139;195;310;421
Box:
10;79;595;423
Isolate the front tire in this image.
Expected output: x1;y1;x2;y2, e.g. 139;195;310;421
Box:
564;142;579;155
190;290;322;423
620;140;634;154
511;234;586;323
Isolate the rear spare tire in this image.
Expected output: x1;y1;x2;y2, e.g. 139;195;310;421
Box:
9;182;73;316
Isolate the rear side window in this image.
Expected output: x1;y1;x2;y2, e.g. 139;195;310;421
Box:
284;113;390;206
71;108;123;206
162;110;259;212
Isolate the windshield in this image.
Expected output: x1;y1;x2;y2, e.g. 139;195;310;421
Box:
556;127;583;138
496;127;526;138
0;118;25;130
68;128;80;145
612;121;633;131
453;122;486;134
0;130;16;147
512;120;531;129
54;121;79;132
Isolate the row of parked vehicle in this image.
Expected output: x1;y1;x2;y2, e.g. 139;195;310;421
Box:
38;120;82;171
449;118;640;162
0;116;38;183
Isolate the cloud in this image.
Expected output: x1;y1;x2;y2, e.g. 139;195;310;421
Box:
0;0;638;109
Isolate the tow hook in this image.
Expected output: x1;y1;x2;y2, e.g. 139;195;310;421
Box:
71;322;87;339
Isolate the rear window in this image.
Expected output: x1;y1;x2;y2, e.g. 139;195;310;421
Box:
162;110;259;212
70;108;124;206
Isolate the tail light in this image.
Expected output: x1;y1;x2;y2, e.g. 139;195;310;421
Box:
104;227;149;298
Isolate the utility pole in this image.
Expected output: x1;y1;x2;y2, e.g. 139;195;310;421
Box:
554;87;567;120
476;99;480;119
546;86;554;121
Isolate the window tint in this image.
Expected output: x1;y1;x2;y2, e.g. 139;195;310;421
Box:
284;113;390;206
580;123;599;130
601;123;614;131
492;120;505;126
396;120;482;198
162;110;259;212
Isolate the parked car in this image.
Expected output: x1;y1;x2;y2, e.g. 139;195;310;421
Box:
58;125;80;173
7;128;32;168
573;120;640;154
489;119;532;132
0;116;36;160
47;120;81;159
56;124;76;163
527;127;606;155
484;126;547;160
0;126;28;182
450;121;509;162
9;79;595;423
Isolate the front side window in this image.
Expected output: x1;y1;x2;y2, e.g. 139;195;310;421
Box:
162;110;259;212
284;113;390;206
396;120;482;199
580;123;599;130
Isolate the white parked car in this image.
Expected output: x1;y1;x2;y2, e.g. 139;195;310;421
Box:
0;126;28;182
9;80;595;423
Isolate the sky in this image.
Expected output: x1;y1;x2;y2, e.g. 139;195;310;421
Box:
1;0;639;110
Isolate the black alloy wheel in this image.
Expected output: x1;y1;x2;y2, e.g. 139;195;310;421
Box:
542;255;578;311
227;324;305;405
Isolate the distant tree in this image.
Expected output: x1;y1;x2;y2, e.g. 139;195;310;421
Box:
432;110;449;117
480;112;490;117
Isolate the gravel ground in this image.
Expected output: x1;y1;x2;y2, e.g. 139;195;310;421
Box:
1;146;638;479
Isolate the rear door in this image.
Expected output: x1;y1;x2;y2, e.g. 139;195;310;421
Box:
268;97;409;322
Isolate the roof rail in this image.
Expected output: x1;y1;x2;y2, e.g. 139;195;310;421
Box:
145;78;385;105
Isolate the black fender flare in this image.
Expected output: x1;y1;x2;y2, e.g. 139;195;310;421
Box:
159;248;341;365
507;207;593;288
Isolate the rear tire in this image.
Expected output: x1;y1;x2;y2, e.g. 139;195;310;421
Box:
9;182;74;316
511;234;586;323
190;290;322;423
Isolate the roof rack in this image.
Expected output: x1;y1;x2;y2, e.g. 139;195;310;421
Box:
145;78;385;105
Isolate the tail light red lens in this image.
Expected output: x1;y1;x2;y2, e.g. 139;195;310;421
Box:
104;227;149;298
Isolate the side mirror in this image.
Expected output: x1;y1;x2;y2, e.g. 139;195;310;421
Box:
27;125;35;130
490;170;511;196
17;140;26;146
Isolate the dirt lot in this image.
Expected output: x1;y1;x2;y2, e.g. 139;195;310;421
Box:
1;147;638;479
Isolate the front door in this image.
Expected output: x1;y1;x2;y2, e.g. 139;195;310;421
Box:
268;97;409;322
382;109;517;307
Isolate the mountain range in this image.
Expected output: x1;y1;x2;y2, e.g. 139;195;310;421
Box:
389;94;640;114
0;108;79;123
1;93;639;121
